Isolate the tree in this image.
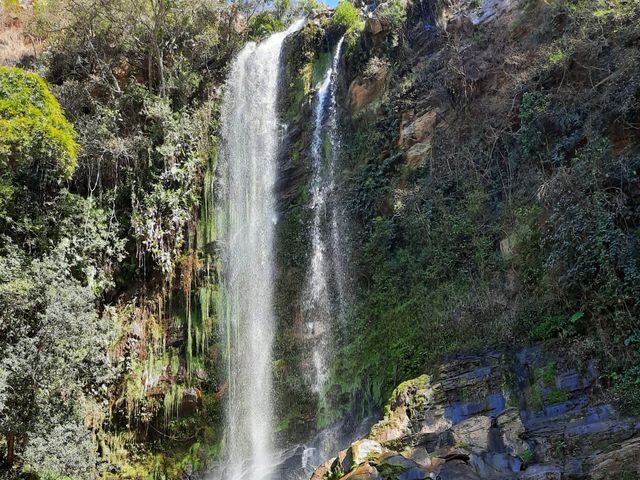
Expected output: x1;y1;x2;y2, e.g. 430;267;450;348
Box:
0;244;113;478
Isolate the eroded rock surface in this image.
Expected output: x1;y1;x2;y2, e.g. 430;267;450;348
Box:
310;346;640;479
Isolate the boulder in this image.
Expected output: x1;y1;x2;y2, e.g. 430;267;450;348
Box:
496;408;528;453
405;142;431;167
451;415;492;449
342;462;380;479
404;446;432;468
378;455;428;480
332;447;353;474
370;374;453;448
365;16;384;35
588;436;640;479
436;458;481;480
310;459;332;480
518;464;562;479
399;110;437;149
351;439;384;465
348;70;387;114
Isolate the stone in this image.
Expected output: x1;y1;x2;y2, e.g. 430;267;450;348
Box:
335;447;353;473
588;436;640;479
436;458;481;480
404;446;432;468
378;454;420;469
496;408;529;453
399;110;437;149
405;142;431;167
310;459;332;480
518;464;562;479
342;462;380;479
351;439;384;465
378;455;428;480
348;71;387;114
451;415;492;450
365;16;383;35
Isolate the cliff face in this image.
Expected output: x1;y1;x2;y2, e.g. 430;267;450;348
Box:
311;346;640;479
321;0;640;426
273;0;640;475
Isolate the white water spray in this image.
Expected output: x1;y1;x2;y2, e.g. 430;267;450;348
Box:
214;20;304;480
303;37;346;397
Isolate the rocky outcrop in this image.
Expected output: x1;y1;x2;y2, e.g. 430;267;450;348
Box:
310;346;640;479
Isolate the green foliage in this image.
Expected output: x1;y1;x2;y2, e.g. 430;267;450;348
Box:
0;66;78;189
250;12;285;37
518;91;548;160
375;0;407;32
0;242;113;479
530;311;584;340
518;449;533;466
324;465;345;480
332;1;364;32
546;388;569;405
611;364;640;415
375;462;408;478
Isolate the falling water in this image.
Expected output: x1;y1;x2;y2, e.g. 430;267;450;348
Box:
303;37;346;399
214;19;304;480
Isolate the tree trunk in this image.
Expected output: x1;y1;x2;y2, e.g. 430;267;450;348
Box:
6;432;15;467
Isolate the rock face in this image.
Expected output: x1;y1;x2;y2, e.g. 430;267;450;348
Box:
310;346;640;479
398;110;438;167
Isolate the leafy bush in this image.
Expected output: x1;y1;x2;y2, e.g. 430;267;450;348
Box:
530;311;584;341
0;66;78;187
332;1;364;31
376;0;407;31
250;12;285;37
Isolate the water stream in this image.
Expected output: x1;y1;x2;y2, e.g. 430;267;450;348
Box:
213;19;304;480
303;36;346;400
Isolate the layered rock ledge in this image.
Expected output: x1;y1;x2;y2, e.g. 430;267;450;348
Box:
310;347;640;479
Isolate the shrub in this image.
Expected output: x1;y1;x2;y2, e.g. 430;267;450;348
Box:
332;1;363;31
0;66;78;186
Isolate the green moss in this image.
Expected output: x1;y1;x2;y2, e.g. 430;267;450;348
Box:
526;382;543;411
546;388;569;405
375;463;408;478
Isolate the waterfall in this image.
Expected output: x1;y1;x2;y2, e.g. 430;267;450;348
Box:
214;19;304;480
303;37;346;403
